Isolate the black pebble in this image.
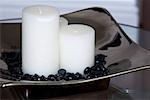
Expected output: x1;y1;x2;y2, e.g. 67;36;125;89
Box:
55;74;63;81
22;74;32;80
75;72;84;80
95;60;101;64
47;74;56;81
94;71;103;77
101;66;107;71
95;54;107;61
64;73;75;81
2;51;109;81
85;74;95;79
95;66;102;71
103;68;109;76
9;66;23;76
84;67;91;75
95;60;106;65
40;75;47;81
91;66;96;71
58;69;66;77
7;52;18;61
31;74;40;81
95;64;104;70
2;52;19;63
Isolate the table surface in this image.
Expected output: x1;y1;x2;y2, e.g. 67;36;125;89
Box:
112;25;150;100
1;24;150;100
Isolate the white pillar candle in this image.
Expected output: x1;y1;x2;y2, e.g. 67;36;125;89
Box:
59;24;95;74
60;17;68;28
22;5;59;76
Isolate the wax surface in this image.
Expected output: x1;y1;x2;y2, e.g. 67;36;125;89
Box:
60;17;68;28
22;5;59;76
59;24;95;74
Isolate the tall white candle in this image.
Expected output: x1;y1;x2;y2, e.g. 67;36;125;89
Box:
59;24;95;74
22;5;59;76
60;17;68;28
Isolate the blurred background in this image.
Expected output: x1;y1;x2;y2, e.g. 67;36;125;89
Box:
0;0;150;99
0;0;140;26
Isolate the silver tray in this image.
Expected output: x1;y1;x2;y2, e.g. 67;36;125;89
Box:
0;7;150;88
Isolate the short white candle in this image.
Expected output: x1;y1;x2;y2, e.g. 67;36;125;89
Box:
22;5;59;76
59;24;95;74
60;17;68;28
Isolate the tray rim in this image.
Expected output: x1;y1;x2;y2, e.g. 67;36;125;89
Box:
1;64;150;88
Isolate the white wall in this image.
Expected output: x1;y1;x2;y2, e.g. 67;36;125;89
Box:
0;0;139;26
